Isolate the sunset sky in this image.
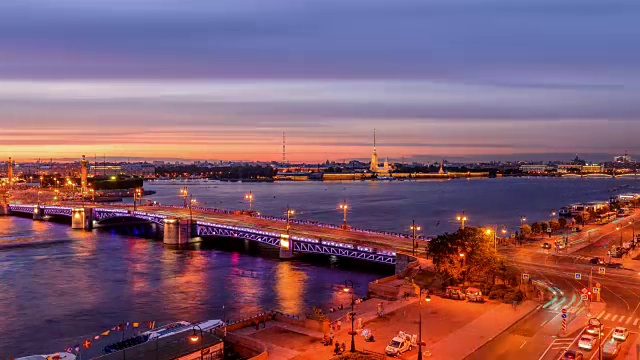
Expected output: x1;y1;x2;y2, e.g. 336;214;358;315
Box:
1;0;639;162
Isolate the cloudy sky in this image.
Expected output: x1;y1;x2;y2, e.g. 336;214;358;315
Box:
1;0;639;162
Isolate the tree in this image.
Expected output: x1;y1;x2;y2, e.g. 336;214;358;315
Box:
574;214;584;227
540;222;549;233
520;224;532;236
531;222;542;234
558;218;568;229
549;219;560;231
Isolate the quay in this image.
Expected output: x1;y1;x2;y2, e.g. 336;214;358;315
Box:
1;203;418;273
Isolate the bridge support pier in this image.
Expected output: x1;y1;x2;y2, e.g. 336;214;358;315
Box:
279;234;295;259
163;218;192;245
33;205;44;220
71;208;88;230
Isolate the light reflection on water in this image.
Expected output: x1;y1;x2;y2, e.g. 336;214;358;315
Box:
0;216;384;358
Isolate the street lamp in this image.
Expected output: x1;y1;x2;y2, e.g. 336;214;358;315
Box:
133;188;142;212
286;206;295;235
37;191;42;207
189;195;195;223
189;325;204;360
520;216;527;227
343;280;356;353
245;191;254;211
339;200;349;230
39;176;44;188
180;187;189;208
456;212;467;230
410;220;421;256
588;318;603;360
629;220;636;245
617;226;623;247
485;228;497;250
417;289;431;360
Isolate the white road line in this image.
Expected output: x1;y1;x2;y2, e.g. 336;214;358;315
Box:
612;314;619;322
619;316;626;323
626;317;633;325
597;310;606;319
633;318;639;326
520;340;527;349
605;313;612;320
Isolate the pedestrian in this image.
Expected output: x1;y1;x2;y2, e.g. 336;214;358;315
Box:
337;320;342;330
512;300;517;310
341;341;346;353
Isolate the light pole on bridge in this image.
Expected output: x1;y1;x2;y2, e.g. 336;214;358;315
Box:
245;191;254;211
456;212;467;230
410;220;421;256
286;206;295;235
339;200;349;230
180;187;189;208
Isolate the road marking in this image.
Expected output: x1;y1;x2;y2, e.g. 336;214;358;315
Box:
605;313;612;320
626;317;633;325
612;315;619;322
597;310;606;319
619;316;626;323
633;318;639;326
520;340;527;349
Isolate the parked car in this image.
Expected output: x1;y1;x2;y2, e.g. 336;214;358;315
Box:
466;287;484;303
385;332;414;357
578;335;597;350
612;327;629;341
542;242;552;249
590;257;605;265
445;286;465;300
602;339;620;357
586;322;604;335
563;349;584;360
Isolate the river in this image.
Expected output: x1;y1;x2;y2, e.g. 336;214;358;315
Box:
1;177;638;357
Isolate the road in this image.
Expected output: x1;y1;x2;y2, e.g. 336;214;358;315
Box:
476;212;640;359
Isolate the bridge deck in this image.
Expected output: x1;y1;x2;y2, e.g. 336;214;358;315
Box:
151;206;416;253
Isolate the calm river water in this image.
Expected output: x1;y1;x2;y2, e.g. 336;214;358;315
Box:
1;177;639;357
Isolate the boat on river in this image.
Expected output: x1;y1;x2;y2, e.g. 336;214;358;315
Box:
104;319;223;354
16;353;76;360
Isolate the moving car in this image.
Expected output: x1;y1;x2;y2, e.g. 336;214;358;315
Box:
612;327;629;341
603;339;620;357
542;242;552;249
385;331;414;357
590;257;605;265
578;335;597;350
562;349;584;360
586;322;604;335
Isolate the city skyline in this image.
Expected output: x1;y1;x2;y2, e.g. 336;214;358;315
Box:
2;0;640;162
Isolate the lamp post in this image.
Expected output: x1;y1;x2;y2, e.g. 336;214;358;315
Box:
410;220;421;256
339;200;349;230
133;188;142;212
245;191;254;211
189;195;195;223
629;220;636;245
189;325;204;360
589;318;603;360
343;280;356;353
456;212;467;230
40;176;44;188
37;191;42;207
485;228;497;250
520;215;527;227
286;206;295;235
180;187;189;208
616;226;623;247
417;289;431;360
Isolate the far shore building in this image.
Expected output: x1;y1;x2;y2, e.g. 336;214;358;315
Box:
369;129;392;175
519;164;551;174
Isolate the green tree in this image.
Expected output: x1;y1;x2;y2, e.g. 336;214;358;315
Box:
531;222;541;233
558;218;568;229
520;224;532;236
574;214;584;226
549;219;560;231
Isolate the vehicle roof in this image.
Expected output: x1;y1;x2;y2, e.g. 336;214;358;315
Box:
614;326;627;331
466;287;481;292
580;334;595;339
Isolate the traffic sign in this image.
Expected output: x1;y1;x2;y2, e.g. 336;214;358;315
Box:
593;287;600;294
581;288;588;294
581;294;588;301
598;267;606;274
562;308;567;314
575;273;582;280
522;273;530;280
596;282;601;288
562;313;568;318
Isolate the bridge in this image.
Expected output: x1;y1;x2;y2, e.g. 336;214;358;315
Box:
2;204;419;272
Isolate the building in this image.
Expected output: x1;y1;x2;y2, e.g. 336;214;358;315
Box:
369;129;392;174
582;164;604;173
614;150;633;164
557;164;582;173
519;164;550;173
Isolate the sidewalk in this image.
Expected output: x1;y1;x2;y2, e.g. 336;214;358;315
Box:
423;301;539;360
